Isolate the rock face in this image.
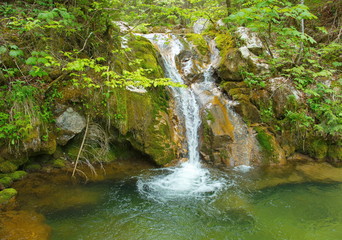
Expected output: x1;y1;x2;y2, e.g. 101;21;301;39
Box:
55;107;86;145
107;88;180;165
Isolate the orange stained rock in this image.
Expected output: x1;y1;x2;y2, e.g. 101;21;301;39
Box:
210;96;235;140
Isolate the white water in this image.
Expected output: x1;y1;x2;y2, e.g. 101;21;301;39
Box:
137;34;225;201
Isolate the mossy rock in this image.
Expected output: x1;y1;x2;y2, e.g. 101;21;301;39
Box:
52;159;66;168
0;161;18;174
127;35;164;79
25;163;42;172
215;33;234;57
0;188;17;205
233;100;261;123
185;33;209;56
228;88;250;96
0;177;13;188
221;81;248;92
254;127;286;165
7;171;27;181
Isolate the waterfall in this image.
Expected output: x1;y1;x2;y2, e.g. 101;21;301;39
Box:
137;34;225;201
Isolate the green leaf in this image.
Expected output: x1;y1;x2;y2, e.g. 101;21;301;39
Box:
0;46;7;55
25;57;38;65
9;49;24;57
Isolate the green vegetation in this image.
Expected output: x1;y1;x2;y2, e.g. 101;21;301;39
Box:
0;0;341;171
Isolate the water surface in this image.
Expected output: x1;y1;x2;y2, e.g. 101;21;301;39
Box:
9;162;342;240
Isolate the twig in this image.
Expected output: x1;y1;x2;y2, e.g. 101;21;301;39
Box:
72;115;90;177
78;32;94;53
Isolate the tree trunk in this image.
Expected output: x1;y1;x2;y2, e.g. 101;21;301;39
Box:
226;0;231;16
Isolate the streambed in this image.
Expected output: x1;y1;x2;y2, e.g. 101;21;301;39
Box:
2;160;342;240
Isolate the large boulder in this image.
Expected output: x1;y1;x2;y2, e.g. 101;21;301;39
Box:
55;107;86;145
236;27;263;55
217;47;268;81
193;18;210;34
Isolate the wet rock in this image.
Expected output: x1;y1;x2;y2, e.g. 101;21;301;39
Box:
200;96;235;165
0;210;51;240
236;27;263;55
175;49;203;83
56;107;86;145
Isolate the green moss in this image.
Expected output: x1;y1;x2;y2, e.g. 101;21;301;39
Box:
185;33;209;56
8;171;27;181
255;127;274;155
52;159;66;168
0;161;18;173
25;163;42;172
0;188;17;205
328;145;342;161
206;111;215;122
308;139;328;160
0;177;13;188
127;35;164;78
215;33;234;59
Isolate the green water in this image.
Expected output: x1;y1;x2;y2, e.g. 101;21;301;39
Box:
12;165;342;240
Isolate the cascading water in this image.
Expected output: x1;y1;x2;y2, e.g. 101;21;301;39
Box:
194;39;259;168
137;34;226;201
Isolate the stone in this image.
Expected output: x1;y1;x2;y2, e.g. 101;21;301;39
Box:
236;27;263;55
254;127;286;165
287;153;315;163
0;210;51;240
233;100;261;123
113;21;132;33
217;47;268;81
193;18;210;34
56;107;86;145
0;188;17;205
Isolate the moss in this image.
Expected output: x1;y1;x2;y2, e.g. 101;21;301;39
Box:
8;171;27;181
185;33;209;56
127;35;164;79
0;161;18;173
328;145;342;161
25;163;42;172
206;111;215;122
255;127;274;155
0;177;13;188
215;33;234;60
52;159;66;168
0;188;17;205
307;139;328;160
